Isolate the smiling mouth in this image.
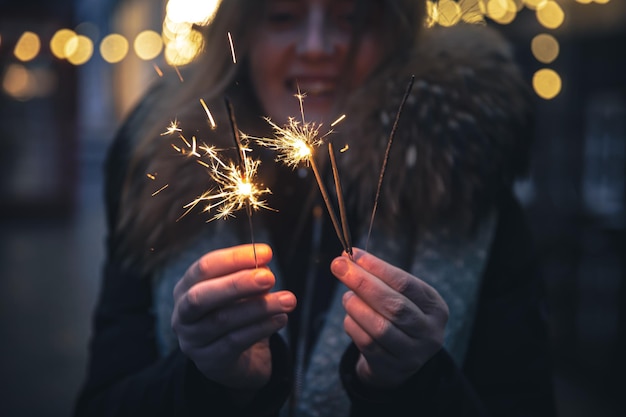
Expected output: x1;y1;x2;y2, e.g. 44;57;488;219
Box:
288;79;336;97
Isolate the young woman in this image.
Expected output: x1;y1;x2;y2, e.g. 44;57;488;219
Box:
75;1;556;416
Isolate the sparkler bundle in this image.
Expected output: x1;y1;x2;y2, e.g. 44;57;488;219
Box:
156;77;414;262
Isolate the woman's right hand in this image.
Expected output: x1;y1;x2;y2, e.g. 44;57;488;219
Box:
171;243;296;390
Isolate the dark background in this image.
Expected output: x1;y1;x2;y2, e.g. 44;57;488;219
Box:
0;1;624;416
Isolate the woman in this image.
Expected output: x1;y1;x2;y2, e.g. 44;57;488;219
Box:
75;0;556;416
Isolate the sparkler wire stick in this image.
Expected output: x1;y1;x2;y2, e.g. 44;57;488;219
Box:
224;97;258;267
309;153;349;255
328;141;352;258
365;75;415;252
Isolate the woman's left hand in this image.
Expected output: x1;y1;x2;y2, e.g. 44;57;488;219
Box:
331;248;449;388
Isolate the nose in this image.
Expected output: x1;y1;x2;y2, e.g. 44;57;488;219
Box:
295;8;334;57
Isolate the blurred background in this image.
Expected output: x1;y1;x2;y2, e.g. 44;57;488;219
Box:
0;0;624;416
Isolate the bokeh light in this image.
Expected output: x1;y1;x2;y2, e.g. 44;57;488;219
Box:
50;29;78;59
14;31;41;62
531;33;559;64
536;1;565;29
164;28;204;66
487;0;518;24
66;35;94;65
134;30;163;60
100;34;129;63
524;0;548;10
3;64;33;100
436;0;463;27
165;0;221;26
533;68;562;100
1;64;56;100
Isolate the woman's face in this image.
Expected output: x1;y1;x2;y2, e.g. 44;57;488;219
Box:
249;0;384;125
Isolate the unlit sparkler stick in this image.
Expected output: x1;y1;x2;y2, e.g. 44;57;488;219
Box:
365;75;415;252
328;141;352;258
309;150;349;255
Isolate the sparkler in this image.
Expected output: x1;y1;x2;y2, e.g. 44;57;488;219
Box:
161;101;273;267
365;75;415;252
250;89;352;256
328;140;352;257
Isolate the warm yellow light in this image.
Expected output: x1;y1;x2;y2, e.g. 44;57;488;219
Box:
425;0;437;27
512;0;524;11
3;64;32;100
164;29;204;66
2;63;58;100
487;0;517;24
524;0;548;9
50;29;77;59
533;68;561;100
531;33;559;64
100;33;129;63
14;31;40;62
536;1;564;29
594;0;610;4
437;0;462;27
163;17;193;41
66;35;94;65
575;0;593;4
165;0;222;26
459;0;486;24
134;30;163;60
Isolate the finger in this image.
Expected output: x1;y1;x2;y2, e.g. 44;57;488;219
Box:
336;248;445;314
175;291;296;346
344;315;407;387
176;268;276;323
176;244;272;295
183;313;289;363
342;290;419;354
332;256;427;333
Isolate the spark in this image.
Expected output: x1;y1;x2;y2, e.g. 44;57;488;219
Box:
181;142;273;222
153;63;164;77
331;114;346;127
250;89;331;168
161;119;182;135
151;184;169;196
174;65;184;82
227;31;236;64
200;98;217;129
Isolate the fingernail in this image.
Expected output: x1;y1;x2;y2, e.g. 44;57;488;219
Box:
331;258;348;277
254;270;273;288
279;293;296;309
342;291;354;305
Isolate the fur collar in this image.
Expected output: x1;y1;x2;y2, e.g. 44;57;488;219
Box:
109;23;532;274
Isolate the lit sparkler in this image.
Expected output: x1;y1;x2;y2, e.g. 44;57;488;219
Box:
160;100;273;267
250;89;352;256
175;141;271;223
161;108;272;223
